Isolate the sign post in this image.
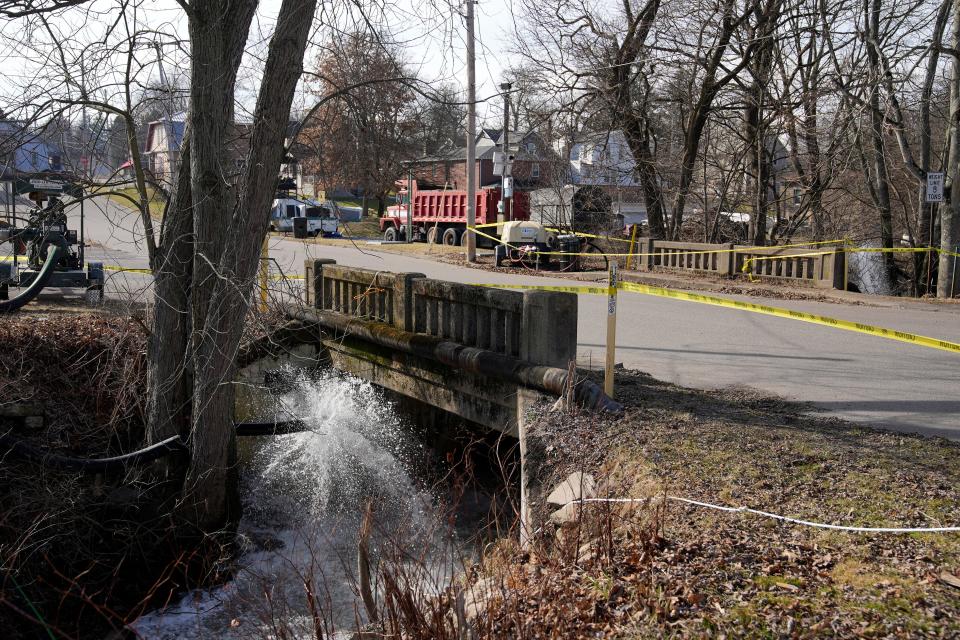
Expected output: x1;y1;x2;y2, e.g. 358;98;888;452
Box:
925;173;944;293
605;262;618;398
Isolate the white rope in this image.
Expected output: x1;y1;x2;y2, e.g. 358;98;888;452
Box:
571;496;960;534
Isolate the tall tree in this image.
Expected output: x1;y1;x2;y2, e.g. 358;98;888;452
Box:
300;32;414;215
144;0;319;536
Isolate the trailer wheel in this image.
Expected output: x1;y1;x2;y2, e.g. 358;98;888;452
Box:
383;226;398;242
426;226;440;244
442;228;460;246
460;229;471;247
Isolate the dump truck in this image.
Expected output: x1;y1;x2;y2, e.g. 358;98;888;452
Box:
378;180;530;246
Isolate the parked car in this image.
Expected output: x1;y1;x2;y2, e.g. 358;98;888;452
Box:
270;196;339;237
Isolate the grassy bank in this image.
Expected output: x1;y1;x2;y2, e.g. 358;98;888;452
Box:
104;186;166;220
462;370;960;637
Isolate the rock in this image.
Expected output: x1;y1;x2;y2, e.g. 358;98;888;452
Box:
546;471;596;506
549;502;582;525
463;577;497;622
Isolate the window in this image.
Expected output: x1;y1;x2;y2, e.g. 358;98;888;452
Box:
570;146;580;161
531;163;541;178
286;204;299;218
793;188;802;205
526;142;536;154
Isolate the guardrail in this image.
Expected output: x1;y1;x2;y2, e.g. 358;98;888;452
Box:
411;278;523;357
632;238;845;289
306;260;577;367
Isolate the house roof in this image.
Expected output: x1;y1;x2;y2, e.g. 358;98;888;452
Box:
0;120;64;174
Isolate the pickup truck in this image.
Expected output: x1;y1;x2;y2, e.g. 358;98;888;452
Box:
270;196;339;237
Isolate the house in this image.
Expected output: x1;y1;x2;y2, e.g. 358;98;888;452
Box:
409;128;556;191
0;119;64;177
142;115;186;185
553;129;648;227
143;114;282;188
557;130;641;188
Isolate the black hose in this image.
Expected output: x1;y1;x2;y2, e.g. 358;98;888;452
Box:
0;433;186;473
0;233;68;314
0;420;311;473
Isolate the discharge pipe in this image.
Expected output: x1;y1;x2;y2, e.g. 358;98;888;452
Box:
286;307;624;414
0;233;70;313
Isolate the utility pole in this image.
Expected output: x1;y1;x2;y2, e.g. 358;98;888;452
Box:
500;81;512;222
465;0;477;262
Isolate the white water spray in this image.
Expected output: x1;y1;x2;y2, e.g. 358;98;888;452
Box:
131;372;455;640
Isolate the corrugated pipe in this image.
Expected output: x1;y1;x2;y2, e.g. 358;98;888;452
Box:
286;307;623;415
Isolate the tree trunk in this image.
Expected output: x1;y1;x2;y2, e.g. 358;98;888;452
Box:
145;0;315;537
865;0;898;286
180;0;319;532
941;0;960;298
146;137;194;446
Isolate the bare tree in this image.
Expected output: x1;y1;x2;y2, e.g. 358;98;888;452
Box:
300;32;416;215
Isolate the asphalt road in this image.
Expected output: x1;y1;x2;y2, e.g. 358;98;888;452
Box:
267;236;960;440
43;197;960;440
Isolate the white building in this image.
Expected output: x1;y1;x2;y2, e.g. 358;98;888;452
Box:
556;130;640;188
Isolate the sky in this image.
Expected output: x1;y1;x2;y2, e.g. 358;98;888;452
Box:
0;0;521;123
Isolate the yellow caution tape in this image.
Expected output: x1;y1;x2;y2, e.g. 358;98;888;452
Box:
479;280;960;354
617;281;960;354
478;283;613;296
103;266;153;274
543;227;850;249
465;228;852;259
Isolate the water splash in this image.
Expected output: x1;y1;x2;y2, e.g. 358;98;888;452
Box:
131;371;452;640
847;243;893;295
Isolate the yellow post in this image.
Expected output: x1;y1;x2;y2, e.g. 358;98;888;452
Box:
605;262;618;398
259;234;269;312
625;223;639;271
843;236;850;292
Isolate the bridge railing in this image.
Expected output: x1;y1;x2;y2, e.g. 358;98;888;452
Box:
631;238;845;289
306;259;577;367
732;245;845;289
411;278;524;358
648;240;734;275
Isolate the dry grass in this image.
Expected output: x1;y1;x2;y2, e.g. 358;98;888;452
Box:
472;370;960;638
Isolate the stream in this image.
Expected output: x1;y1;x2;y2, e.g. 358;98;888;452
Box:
130;371;466;639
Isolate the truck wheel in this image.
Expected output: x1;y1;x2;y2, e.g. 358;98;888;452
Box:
442;228;460;246
426;227;439;244
384;227;397;242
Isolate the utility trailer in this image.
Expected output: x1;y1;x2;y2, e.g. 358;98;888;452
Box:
378;180;530;246
0;172;104;311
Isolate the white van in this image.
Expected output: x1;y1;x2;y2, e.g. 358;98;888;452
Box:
270;197;339;237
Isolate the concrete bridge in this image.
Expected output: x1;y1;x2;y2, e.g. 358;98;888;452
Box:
281;259;621;542
293;259;613;433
